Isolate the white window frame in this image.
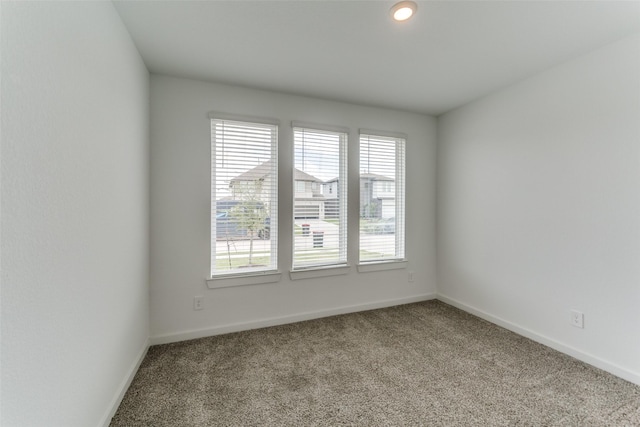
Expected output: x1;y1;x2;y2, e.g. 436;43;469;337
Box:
291;122;349;277
207;113;281;288
357;129;407;271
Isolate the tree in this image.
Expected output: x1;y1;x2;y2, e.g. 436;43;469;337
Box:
366;200;380;218
227;185;268;266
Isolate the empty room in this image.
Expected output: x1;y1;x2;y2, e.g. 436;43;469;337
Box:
1;1;639;426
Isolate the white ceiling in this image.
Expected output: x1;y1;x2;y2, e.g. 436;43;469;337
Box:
114;1;640;116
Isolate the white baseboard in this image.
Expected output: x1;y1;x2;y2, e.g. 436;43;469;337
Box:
437;294;640;386
98;337;150;427
151;293;437;345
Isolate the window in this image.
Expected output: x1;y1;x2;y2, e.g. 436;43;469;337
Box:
359;131;406;263
210;115;278;277
292;124;348;269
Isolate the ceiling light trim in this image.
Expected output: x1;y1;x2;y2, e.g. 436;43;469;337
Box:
390;1;417;22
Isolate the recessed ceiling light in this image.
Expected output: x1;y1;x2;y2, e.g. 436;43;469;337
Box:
390;1;417;22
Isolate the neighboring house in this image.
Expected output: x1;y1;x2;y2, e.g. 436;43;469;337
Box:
323;178;339;199
229;160;275;202
229;160;327;219
322;178;340;219
293;168;326;219
324;173;396;219
360;173;395;219
229;163;395;221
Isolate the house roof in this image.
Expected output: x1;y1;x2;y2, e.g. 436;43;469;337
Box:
294;169;322;183
325;173;394;183
231;160;322;183
230;160;274;182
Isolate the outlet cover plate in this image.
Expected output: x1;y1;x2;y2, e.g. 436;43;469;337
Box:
570;310;584;328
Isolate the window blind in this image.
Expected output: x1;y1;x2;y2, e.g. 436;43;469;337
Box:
359;132;405;262
211;118;278;276
292;126;347;269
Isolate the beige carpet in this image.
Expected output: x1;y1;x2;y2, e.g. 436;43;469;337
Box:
111;301;640;426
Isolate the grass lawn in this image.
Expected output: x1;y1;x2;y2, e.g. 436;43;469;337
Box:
293;249;387;264
215;249;388;271
215;255;271;271
294;249;340;264
359;249;390;261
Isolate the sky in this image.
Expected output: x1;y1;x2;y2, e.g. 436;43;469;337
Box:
213;122;400;200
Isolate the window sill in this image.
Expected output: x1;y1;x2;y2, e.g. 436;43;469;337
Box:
207;271;282;289
357;260;408;273
289;264;351;281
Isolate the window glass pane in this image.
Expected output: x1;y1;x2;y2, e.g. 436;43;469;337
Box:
293;127;347;269
359;134;405;262
211;119;278;276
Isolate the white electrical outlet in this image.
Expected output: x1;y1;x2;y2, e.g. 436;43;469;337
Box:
570;310;584;328
408;271;415;282
194;296;204;311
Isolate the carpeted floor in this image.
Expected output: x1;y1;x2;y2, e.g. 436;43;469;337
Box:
111;300;640;426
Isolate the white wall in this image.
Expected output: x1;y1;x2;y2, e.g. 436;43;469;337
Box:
150;75;437;342
1;2;150;426
437;34;640;384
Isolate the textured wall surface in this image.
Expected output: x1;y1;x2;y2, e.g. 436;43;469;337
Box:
437;34;640;384
1;2;150;426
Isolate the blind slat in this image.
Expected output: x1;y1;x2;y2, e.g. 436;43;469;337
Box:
211;118;278;277
359;133;406;262
292;127;348;269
